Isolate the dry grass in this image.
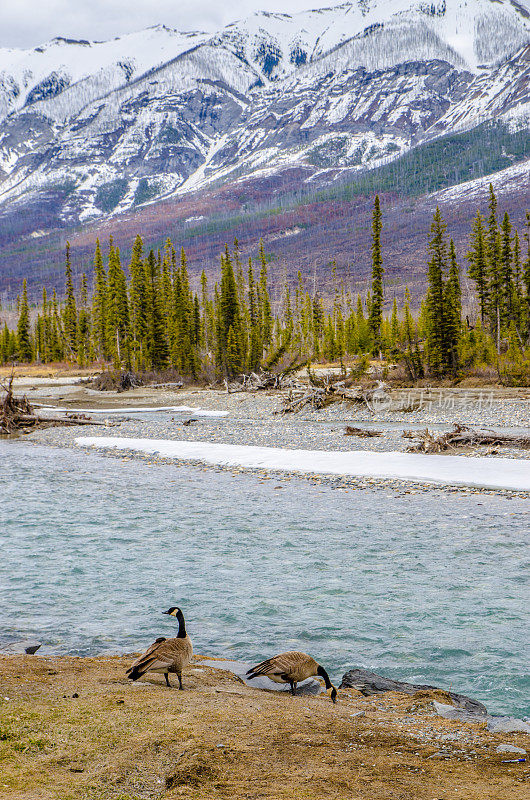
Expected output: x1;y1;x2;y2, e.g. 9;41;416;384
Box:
0;363;98;379
0;655;528;800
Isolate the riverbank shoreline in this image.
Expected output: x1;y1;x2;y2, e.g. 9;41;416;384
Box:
1;653;528;800
5;376;529;497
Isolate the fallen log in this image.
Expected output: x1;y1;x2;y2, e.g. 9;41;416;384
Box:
404;423;530;453
225;369;304;393
345;426;382;437
1;375;112;433
277;381;382;414
35;415;112;427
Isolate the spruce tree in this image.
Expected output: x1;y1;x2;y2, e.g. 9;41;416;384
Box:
106;243;130;367
312;295;324;357
467;212;489;326
172;248;197;375
444;239;462;373
247;259;262;371
402;288;422;380
368;195;384;355
257;240;273;348
40;287;50;362
50;291;63;361
144;249;169;369
500;211;514;326
77;273;90;367
129;234;148;369
486;185;501;346
63;242;77;356
425;208;448;377
16;279;32;362
523;212;530;339
92;239;108;361
389;298;400;352
219;245;244;376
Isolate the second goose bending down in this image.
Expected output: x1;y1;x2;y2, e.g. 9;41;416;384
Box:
246;650;337;703
126;607;193;689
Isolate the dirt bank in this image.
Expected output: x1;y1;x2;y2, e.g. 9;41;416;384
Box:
0;654;528;800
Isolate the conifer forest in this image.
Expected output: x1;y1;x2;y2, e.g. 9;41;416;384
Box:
2;187;530;385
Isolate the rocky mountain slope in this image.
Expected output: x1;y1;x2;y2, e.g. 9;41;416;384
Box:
0;0;528;238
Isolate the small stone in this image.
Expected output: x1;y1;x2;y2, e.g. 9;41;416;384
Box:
496;744;526;754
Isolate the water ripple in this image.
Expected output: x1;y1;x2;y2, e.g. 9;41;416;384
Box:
0;440;528;717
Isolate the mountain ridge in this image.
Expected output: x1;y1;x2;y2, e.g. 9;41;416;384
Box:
0;0;528;294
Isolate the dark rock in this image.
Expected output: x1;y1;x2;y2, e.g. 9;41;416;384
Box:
0;639;42;655
340;668;487;715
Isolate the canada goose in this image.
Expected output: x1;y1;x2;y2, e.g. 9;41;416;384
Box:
246;650;337;703
126;607;193;689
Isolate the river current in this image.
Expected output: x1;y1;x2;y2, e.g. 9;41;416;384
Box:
1;440;528;717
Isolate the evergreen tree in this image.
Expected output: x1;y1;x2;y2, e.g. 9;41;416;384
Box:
63;242;77;355
486;185;502;346
389;298;400;352
523;213;530;340
312;295;324;357
467;212;489;326
129;234;148;369
77;273;91;366
106;243;130;367
218;245;244;376
171;248;197;375
92;239;108;361
144;249;169;369
16;279;32;362
368;195;384;355
402;288;422;380
162;240;174;318
443;239;462;372
49;291;63;361
247;259;262;371
425;208;448;377
500;211;514;326
257;240;273;348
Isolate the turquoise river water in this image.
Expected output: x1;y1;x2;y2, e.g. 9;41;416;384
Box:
1;440;528;717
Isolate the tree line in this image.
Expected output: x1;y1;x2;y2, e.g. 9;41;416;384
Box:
2;186;529;383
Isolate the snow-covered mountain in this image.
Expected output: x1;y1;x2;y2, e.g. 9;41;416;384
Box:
0;0;528;228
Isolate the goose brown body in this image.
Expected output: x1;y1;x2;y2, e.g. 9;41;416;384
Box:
246;650;337;702
126;607;192;689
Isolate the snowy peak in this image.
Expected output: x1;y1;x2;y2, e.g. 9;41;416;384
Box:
0;1;529;228
211;0;530;85
0;26;209;123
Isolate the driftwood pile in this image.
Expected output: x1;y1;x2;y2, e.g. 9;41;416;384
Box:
0;375;109;434
279;379;391;414
403;423;530;453
1;376;35;434
224;370;303;393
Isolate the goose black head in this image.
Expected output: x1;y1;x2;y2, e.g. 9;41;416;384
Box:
329;686;338;704
163;606;182;617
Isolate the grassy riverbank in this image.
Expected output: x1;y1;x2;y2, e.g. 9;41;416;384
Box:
0;655;528;800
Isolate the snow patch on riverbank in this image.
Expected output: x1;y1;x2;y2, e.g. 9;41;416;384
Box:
75;437;530;492
42;406;228;416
